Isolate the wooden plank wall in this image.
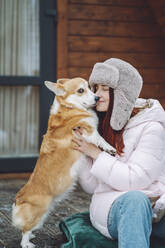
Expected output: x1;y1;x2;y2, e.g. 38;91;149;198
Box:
57;0;165;108
147;0;165;36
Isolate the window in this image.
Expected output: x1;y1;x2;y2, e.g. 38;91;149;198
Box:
0;0;57;172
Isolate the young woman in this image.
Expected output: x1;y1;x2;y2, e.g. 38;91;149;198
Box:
72;58;165;248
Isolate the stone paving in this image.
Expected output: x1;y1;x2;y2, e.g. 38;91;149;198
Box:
0;179;91;248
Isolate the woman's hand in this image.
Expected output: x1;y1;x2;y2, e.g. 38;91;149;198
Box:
152;197;165;223
72;130;102;160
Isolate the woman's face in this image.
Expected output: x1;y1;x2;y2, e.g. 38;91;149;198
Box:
94;84;110;112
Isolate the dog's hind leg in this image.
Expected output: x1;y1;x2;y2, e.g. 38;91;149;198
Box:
21;231;35;248
13;195;53;248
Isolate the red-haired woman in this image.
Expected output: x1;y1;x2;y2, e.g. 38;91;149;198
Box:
73;58;165;248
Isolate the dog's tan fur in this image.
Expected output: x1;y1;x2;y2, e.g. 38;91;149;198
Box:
12;77;115;247
14;113;92;229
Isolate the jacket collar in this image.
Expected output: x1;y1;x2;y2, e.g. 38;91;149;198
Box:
125;98;165;130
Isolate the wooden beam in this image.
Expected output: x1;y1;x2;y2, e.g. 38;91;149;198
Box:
69;0;147;6
57;0;68;78
68;52;165;68
68;20;161;38
68;4;153;22
68;36;165;53
0;173;31;179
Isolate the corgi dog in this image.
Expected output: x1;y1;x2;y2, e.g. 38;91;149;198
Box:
12;77;116;248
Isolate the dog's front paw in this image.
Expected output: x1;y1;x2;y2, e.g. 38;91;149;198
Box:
98;146;116;156
105;149;116;156
153;200;165;223
72;126;83;137
108;149;116;156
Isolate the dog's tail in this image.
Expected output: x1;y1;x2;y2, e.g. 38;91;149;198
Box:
12;195;53;232
12;203;22;229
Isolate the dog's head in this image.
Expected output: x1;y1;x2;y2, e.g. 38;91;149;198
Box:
45;77;99;109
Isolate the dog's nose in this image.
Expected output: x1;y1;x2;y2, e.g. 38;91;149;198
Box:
95;96;100;102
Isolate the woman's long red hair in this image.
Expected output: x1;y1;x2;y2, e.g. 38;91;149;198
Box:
97;88;140;155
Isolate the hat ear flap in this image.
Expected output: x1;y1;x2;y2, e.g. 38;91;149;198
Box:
110;91;133;130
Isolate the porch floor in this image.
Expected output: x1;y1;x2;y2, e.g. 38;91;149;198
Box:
0;179;91;248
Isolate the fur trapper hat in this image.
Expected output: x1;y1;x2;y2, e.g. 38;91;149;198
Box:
89;58;143;130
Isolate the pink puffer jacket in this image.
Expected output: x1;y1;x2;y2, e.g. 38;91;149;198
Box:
78;98;165;238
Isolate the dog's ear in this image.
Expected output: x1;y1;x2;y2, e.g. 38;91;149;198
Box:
57;78;70;84
44;81;66;96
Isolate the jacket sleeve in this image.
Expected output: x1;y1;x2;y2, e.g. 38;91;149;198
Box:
90;122;165;191
78;157;99;194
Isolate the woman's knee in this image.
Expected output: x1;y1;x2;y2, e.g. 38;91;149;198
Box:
108;191;153;240
122;190;149;201
119;191;152;212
